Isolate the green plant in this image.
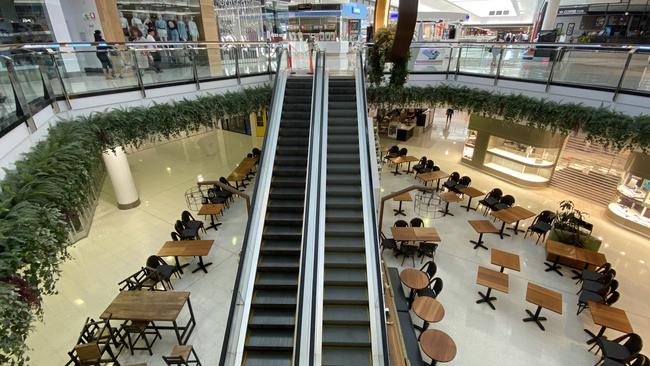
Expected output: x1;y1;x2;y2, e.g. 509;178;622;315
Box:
0;85;272;364
552;200;587;246
389;50;410;88
367;84;650;151
368;27;396;86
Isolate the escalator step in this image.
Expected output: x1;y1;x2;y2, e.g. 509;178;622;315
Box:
328;163;362;174
258;255;300;270
322;347;371;366
326;185;362;196
324;285;368;304
329;126;358;135
273;167;307;177
252;290;297;307
325;223;364;237
265;211;303;225
327;196;362;208
243;351;292;366
328;153;359;164
328;118;357;126
329;88;356;96
328;145;359;154
327;173;361;185
329;102;357;110
245;328;294;350
249;308;295;328
270;187;306;200
325;237;365;252
324;268;367;285
325;252;366;268
266;200;305;212
277;136;309;146
261;239;301;253
256;271;299;289
326;209;364;223
322;325;370;347
323;305;370;325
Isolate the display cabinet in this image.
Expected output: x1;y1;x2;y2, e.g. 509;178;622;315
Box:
607;152;650;237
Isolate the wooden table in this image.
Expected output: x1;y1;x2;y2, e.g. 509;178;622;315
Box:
158;240;214;274
438;191;461;217
459;187;485;212
506;206;537;234
523;282;562;331
585;302;633;345
476;266;509;310
389;155;419;175
392;192;412;216
391;227;441;243
412;296;445;334
489;208;520;239
419;329;457;365
197;203;224;231
416;170;449;191
491;248;521;273
227;156;258;190
100;291;196;344
468;220;499;250
544;240;606;277
400;268;430;306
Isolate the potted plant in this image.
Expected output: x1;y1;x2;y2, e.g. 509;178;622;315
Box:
548;200;602;251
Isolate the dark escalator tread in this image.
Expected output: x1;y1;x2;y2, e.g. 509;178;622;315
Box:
325;237;365;252
323;305;370;325
252;290;298;307
323;325;370;347
277;136;309;146
258;255;300;270
263;225;302;238
265;211;303;224
328;145;360;154
329;126;358;135
246;328;294;350
328;154;360;164
269;187;307;200
329;102;357;110
324;285;368;304
249;309;295;328
244;351;292;366
326;209;364;222
325;252;366;268
256;271;299;288
325;222;364;237
322;347;371;366
327;173;361;184
324;268;367;285
328;163;362;173
327;196;362;208
271;176;307;188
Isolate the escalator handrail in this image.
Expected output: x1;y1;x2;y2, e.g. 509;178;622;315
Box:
354;50;390;365
218;48;289;366
293;50;325;366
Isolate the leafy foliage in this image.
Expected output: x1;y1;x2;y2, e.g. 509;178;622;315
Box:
0;85;272;364
367;26;411;88
367;84;650;151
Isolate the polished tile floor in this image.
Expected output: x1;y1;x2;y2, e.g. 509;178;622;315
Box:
26;110;648;365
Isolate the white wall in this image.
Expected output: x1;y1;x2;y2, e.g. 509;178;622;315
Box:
58;0;102;42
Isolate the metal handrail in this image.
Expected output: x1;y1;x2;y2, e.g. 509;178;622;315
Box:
217;48;288;366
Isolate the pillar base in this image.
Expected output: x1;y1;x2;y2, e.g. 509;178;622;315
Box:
117;198;141;210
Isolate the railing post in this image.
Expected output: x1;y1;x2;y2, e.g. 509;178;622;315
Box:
267;43;273;81
613;48;636;101
235;45;241;85
130;48;146;98
1;55;35;132
48;51;71;110
545;46;563;93
494;46;505;85
190;46;200;90
36;53;59;113
445;45;454;80
454;46;462;81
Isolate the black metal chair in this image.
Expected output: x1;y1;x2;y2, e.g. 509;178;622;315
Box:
398;147;408;157
394;220;408;227
417;277;443;299
175;220;199;240
602;354;649;366
578;273;615;295
420;160;435;174
147;255;180;284
452;176;471;193
419;242;438;263
384;145;399;161
410;218;424;227
491;195;515;212
121;320;162;356
400;244;418;266
413;156;427;174
478;188;503;215
577;289;619;315
205;187;227;205
590;333;643;365
442;172;460;191
118;268;160;291
577;263;613;285
380;232;400;256
171;232;181;241
181;211;205;234
74;316;125;359
524;210;555;244
420;261;437;281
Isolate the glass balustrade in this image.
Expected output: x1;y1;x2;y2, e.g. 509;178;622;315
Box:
0;62;18;130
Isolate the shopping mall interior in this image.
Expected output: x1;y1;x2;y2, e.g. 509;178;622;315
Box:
0;0;649;366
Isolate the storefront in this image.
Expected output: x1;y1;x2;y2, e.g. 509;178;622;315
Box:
0;0;54;44
607;152;650;238
116;0;202;41
215;0;264;42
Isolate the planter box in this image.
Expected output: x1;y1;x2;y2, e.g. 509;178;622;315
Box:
545;229;603;269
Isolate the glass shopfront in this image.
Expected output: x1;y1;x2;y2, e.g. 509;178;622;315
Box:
215;0;265;42
0;0;54;44
116;0;201;41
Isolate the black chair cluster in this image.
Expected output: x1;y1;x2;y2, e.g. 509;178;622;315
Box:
383;145;407;164
524;210;555;244
441;171;472;194
175;210;206;240
413;156;440;175
381;219;438;266
202;177;237;209
477;188;516;215
576;263;619;315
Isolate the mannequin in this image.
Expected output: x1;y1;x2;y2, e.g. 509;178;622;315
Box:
168;16;179;42
178;17;188;41
120;12;129;38
131;14;144;36
156;13;168;41
188;16;199;41
145;16;154;34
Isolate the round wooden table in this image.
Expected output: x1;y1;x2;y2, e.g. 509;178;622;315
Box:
400;268;430;306
419;329;457;365
412;296;445;333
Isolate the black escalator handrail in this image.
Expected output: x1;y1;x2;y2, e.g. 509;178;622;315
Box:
355;50;390;365
293;50;325;365
218;48;287;366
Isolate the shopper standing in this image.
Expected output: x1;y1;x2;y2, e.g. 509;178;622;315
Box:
94;30;115;79
446;108;454;123
146;29;162;73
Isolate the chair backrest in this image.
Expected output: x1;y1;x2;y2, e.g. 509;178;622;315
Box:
78;317;110;344
146;255;166;269
431;166;440;172
606;291;620;306
174;220;185;235
597;263;612;273
458;176;471;186
421;261;437;278
219;177;231;186
252;147;261;156
608;268;617;278
171;232;180;241
401;244;418;255
599;273;614;286
431;277;443;297
500;195;515;206
608;279;619;293
419;156;427;165
448;172;460;182
118;269;147;291
399;148;408;156
417;287;436;298
181;210;194;224
491;188;503;199
537;210;555;223
389;145;399;153
630;354;649;366
247;153;253;158
74;343;102;363
623;333;643;355
410;218;424;227
394;220;408;227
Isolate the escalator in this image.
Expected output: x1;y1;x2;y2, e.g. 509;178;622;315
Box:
242;76;313;366
321;77;373;365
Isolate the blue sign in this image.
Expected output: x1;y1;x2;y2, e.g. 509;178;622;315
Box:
341;3;368;19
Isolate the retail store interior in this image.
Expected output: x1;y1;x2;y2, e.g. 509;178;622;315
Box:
0;0;649;366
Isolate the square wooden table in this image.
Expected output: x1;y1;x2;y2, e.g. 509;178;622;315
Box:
544;240;578;277
389;155;419;175
227;156;258;189
468;220;500;250
416;170;449;191
392;192;412;216
585;302;633;344
459;187;485;212
491;248;521;273
476;266;509;310
490;208;520;239
391;227;441;243
158;240;214;274
100;291;196;344
523;283;563;331
506;206;537;234
438;191;462;217
197;203;225;230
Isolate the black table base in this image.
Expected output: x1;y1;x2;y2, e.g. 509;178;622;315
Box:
173;256;190;275
192;256;212;274
392;163;402;176
438;201;454;217
461;196;477;212
497;221;511;239
585;326;607;345
476;288;498;310
506;220;524;235
470;232;489;250
523;306;547;331
544;259;564;276
393;201;406;216
204;214;222;231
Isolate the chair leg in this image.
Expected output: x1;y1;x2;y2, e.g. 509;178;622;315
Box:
192;348;202;366
141;329;153;356
411;255;415;267
401;255;406;266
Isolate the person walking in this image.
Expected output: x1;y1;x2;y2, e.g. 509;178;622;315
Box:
94;30;115;79
445;108;454;123
145;29;162;73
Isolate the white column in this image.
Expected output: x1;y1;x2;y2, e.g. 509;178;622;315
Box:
102;147;140;209
541;0;561;31
43;0;82;72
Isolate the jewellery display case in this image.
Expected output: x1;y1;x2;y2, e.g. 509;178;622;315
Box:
607;152;650;237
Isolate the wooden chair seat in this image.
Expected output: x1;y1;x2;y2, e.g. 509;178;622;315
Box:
170;345;193;360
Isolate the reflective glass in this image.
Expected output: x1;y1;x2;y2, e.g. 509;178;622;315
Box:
552;49;628;88
620;52;650;92
0;62;17;128
10;53;44;105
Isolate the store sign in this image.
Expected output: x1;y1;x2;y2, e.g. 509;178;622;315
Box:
558;7;588;15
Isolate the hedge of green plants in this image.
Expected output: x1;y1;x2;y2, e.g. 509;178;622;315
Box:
367;84;650;151
0;85;272;364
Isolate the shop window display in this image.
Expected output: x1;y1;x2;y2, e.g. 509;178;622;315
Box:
0;0;54;44
462;129;477;160
116;0;201;41
215;0;264;42
483;136;558;183
608;171;650;235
